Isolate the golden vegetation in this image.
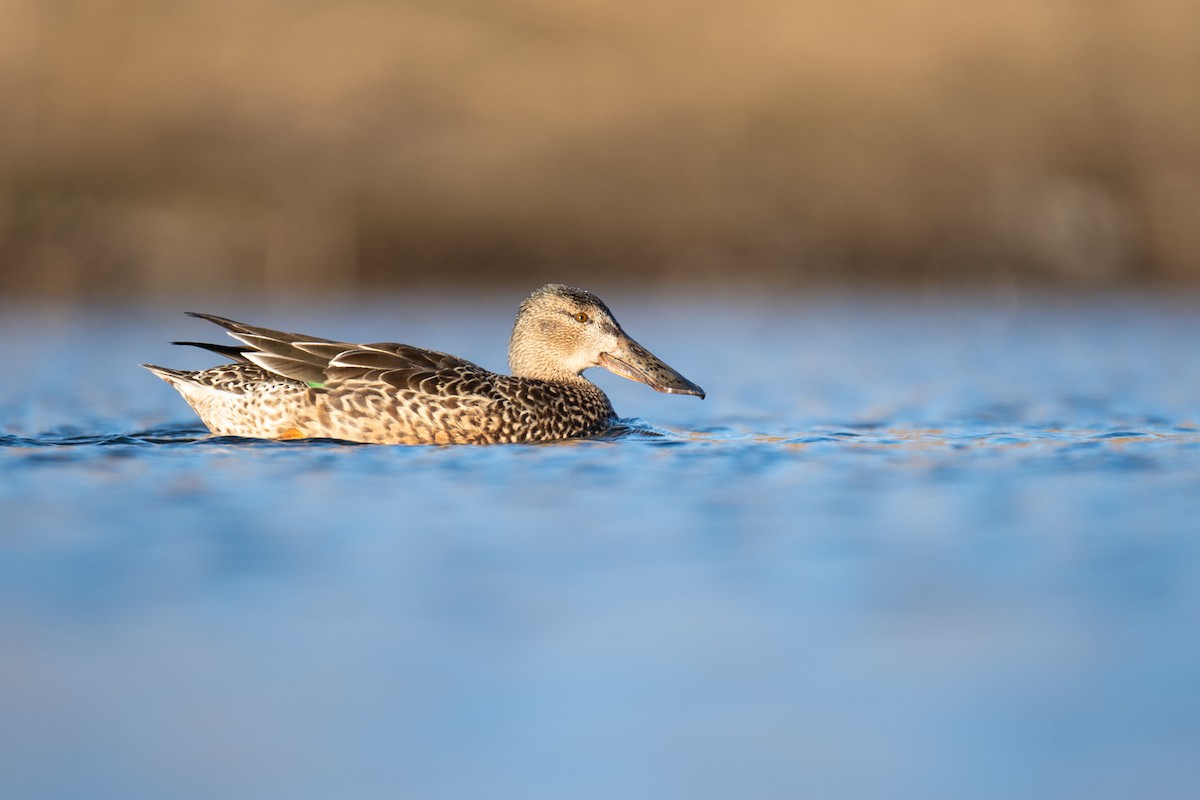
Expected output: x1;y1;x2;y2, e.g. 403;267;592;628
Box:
2;0;1198;298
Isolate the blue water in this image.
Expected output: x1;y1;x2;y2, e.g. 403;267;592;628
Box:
3;292;1200;800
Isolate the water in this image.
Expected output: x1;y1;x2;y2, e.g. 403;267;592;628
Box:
3;291;1200;800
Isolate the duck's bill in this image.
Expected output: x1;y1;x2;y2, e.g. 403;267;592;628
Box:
598;337;705;398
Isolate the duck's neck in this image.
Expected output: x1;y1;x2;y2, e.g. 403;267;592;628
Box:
509;349;589;384
508;322;589;383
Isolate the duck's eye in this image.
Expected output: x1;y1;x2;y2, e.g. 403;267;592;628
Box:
574;311;590;323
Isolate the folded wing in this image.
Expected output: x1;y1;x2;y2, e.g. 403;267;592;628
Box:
182;312;499;398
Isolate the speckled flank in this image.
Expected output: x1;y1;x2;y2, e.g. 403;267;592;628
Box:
297;376;615;444
143;284;701;445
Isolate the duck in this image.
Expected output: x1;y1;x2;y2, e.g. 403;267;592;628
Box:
142;283;704;444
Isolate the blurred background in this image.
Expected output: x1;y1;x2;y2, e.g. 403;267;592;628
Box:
3;0;1199;302
7;6;1200;799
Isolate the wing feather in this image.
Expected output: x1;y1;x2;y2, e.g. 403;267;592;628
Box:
187;313;499;396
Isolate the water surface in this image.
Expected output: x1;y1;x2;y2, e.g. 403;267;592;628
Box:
3;292;1199;800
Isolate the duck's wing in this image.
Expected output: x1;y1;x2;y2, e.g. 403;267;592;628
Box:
326;344;502;399
184;313;498;396
182;312;348;385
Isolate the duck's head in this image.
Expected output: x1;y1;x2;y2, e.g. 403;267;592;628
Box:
508;284;705;398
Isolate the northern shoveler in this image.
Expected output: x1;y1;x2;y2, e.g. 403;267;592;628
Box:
142;284;704;444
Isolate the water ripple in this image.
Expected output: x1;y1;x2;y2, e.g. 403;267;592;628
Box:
5;422;1199;457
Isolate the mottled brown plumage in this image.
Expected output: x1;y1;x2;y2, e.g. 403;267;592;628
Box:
142;284;704;444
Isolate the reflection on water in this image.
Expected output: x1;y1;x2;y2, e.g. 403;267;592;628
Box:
3;293;1200;800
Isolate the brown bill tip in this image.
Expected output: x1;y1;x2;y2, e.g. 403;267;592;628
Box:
661;382;706;399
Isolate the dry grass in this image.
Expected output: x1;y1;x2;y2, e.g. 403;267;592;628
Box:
2;0;1199;299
